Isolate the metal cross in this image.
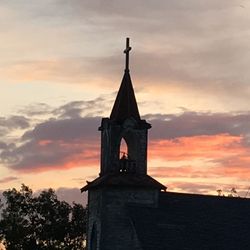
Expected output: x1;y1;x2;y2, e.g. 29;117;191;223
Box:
124;37;132;71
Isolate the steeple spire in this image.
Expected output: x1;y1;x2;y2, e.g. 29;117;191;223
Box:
81;37;165;194
110;38;140;122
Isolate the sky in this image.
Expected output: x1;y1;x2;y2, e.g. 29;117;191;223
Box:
1;0;250;204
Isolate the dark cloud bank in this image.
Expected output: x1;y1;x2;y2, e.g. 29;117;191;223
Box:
146;111;250;140
1;99;250;172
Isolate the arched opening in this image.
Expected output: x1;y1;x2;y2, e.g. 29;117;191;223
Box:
124;130;138;159
90;224;97;250
119;137;136;173
119;138;128;159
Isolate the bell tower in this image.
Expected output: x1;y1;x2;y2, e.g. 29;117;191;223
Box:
99;38;151;177
81;38;166;250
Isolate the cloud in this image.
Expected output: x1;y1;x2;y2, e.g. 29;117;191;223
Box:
149;134;244;162
148;133;250;195
22;117;99;142
55;187;87;206
54;101;88;119
0;115;29;130
1;98;250;182
54;0;250;96
164;181;250;197
167;182;220;195
17;95;114;120
0;142;8;150
1;0;250;107
0;117;100;172
0;176;18;184
0;56;128;91
0;97;111;172
0;59;90;84
150;165;219;179
18;103;53;117
1;0;250;196
146;111;250;140
53;97;111;118
53;0;239;24
0;115;30;137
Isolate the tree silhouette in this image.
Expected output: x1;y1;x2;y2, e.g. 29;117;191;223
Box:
0;184;86;250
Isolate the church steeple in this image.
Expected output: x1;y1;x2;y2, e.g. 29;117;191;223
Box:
110;38;140;122
81;38;165;189
96;38;152;176
81;38;166;250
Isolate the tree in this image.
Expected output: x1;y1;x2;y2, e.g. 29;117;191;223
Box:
0;184;87;250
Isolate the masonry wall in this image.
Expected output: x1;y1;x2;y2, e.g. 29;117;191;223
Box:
87;187;159;250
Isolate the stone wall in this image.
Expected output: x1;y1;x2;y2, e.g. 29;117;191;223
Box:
87;187;159;250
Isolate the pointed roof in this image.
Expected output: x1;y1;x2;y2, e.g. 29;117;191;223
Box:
110;70;140;122
110;38;141;122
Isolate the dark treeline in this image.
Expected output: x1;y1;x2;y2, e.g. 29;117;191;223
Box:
0;184;87;250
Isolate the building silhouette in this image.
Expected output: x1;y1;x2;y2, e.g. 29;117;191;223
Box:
81;38;250;250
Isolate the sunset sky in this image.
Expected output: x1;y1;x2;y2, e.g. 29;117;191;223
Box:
1;0;250;204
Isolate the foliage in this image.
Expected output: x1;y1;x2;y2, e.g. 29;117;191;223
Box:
0;184;87;250
216;187;240;197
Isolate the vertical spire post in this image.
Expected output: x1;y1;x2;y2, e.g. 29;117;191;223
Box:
124;37;132;71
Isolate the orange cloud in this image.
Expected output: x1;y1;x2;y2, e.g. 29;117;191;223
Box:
149;134;244;161
38;140;53;146
8;131;250;197
147;134;250;194
11;139;100;173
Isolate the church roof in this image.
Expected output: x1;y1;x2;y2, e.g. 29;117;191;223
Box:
81;173;166;192
129;192;250;250
110;70;141;122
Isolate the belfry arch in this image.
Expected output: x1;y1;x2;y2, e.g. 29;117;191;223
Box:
119;138;128;159
119;129;138;157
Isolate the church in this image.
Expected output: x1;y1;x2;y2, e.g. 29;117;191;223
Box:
81;38;250;250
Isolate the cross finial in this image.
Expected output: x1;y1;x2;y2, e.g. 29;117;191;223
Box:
124;37;132;71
